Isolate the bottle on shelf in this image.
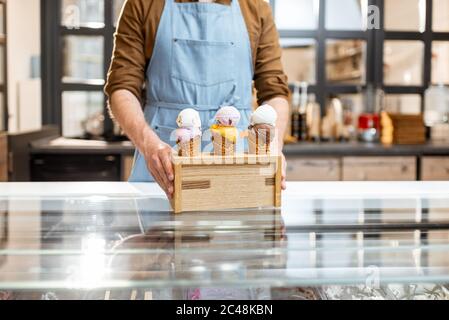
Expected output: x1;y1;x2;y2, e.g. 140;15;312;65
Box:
291;82;308;142
306;95;321;142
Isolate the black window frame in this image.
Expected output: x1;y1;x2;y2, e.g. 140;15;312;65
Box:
271;0;378;115
272;0;449;114
41;0;449;137
41;0;115;138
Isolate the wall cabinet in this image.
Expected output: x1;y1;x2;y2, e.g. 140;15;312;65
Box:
286;157;340;181
286;155;420;181
421;157;449;181
342;157;416;181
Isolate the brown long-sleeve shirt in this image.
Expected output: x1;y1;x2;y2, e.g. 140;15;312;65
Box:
105;0;289;106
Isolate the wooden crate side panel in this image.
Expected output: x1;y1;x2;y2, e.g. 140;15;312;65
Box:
180;164;276;212
173;163;183;214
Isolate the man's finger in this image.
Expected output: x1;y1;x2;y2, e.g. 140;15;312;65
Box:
151;167;168;195
153;157;172;197
148;160;169;195
160;152;174;197
161;150;175;182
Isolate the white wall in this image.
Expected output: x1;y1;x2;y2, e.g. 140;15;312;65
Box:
7;0;41;133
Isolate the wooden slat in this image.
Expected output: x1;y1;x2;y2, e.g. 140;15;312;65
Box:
182;180;211;190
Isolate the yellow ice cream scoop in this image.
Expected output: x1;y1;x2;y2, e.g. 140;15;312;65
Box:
210;124;238;143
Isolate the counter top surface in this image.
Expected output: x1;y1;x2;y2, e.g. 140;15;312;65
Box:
1;182;449;299
2;181;449;198
30;137;449;157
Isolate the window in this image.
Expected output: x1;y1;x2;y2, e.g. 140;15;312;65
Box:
0;0;6;132
41;0;449;136
273;0;449;116
272;0;374;117
42;0;126;138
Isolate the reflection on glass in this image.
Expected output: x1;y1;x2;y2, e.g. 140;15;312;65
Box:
433;0;449;32
384;40;424;86
62;91;104;138
61;0;105;29
275;0;318;30
2;191;449;298
326;39;366;84
325;0;368;31
385;94;421;115
432;41;449;85
281;39;316;84
62;36;104;84
385;0;426;32
114;0;126;27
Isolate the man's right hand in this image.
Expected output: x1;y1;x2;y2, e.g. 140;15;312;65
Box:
142;134;175;199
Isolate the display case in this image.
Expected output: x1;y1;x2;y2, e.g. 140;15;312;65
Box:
1;182;449;300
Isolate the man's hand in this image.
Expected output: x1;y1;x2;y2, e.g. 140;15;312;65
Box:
142;134;175;199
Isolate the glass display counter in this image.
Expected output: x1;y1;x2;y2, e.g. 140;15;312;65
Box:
1;182;449;300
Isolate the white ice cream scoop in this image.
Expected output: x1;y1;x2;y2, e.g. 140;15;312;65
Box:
250;104;278;127
176;108;202;128
215;106;241;126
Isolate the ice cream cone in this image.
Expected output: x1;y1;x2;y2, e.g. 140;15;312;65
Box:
212;131;236;156
248;104;278;155
248;128;273;155
177;135;201;157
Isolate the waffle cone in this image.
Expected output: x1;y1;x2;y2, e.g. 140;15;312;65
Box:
177;135;201;157
212;131;236;156
248;129;273;155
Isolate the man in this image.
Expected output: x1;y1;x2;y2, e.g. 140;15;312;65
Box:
105;0;290;198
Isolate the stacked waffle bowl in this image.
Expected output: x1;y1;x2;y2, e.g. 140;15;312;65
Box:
381;112;426;145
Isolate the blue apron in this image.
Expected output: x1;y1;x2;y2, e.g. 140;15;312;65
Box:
129;0;254;182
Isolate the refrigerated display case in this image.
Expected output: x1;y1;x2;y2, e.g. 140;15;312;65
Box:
1;182;449;300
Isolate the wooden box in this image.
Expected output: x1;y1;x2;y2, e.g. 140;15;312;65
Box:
171;154;282;213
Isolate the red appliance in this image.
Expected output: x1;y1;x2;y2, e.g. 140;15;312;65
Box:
358;113;380;142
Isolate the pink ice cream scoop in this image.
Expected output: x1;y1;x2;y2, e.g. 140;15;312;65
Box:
215;106;241;126
174;127;202;143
